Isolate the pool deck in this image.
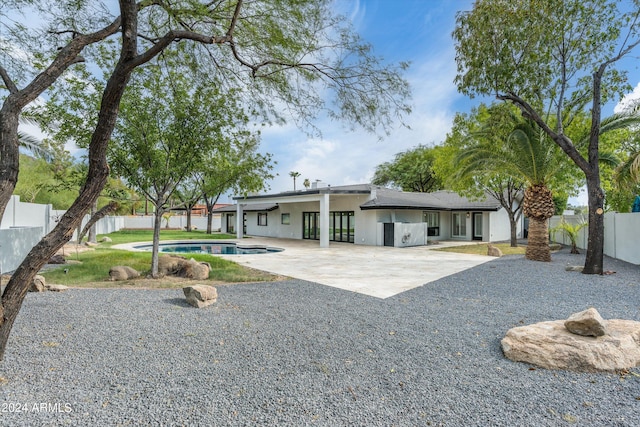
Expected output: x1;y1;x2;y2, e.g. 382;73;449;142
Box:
219;238;493;299
115;238;494;299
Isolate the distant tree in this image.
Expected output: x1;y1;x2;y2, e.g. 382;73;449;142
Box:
289;171;301;191
197;137;274;234
453;0;640;273
372;145;442;192
303;178;311;189
173;177;204;233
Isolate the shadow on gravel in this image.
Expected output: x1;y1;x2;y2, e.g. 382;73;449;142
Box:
163;298;191;308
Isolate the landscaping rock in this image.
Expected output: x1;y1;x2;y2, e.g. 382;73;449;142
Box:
100;236;112;243
183;258;211;280
46;284;69;292
183;285;218;308
48;254;67;264
487;244;503;257
109;266;140;281
565;265;584;272
29;275;46;292
565;307;607;337
502;317;640;372
158;255;211;280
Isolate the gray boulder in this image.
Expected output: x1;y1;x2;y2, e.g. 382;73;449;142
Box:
565;307;607;337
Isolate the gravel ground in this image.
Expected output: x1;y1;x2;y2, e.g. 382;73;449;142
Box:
0;249;639;426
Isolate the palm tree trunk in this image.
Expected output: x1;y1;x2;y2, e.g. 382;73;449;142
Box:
525;218;551;262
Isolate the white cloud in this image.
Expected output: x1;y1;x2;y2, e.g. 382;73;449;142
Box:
614;82;640;113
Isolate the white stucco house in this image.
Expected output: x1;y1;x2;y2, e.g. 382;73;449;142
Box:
214;183;523;248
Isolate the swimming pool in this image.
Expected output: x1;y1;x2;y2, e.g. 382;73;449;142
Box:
134;241;284;255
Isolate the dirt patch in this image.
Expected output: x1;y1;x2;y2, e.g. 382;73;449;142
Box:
57;271;289;290
56;243;96;256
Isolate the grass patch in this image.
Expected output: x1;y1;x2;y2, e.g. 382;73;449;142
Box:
434;243;525;256
42;230;280;288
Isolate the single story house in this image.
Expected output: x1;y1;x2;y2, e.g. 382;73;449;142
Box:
213;183;523;248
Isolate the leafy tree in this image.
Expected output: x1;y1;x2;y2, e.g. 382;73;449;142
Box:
453;0;640;274
449;111;570;260
109;61;244;277
0;0;410;360
372;145;443;192
434;104;528;247
197;138;275;234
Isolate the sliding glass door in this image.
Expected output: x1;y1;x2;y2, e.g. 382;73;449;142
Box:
303;211;354;243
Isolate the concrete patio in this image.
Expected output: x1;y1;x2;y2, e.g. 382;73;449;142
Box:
218;237;494;299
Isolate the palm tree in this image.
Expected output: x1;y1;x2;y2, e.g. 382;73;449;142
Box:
18;117;52;161
289;171;301;191
455;119;562;262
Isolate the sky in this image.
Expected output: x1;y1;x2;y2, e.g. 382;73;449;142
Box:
255;0;478;199
250;0;640;207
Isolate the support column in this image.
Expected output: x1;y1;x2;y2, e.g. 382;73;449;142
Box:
236;204;244;239
319;193;330;248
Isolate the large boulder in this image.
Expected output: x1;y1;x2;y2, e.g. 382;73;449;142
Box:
183;285;218;308
28;275;46;292
158;255;186;276
502;312;640;372
48;254;67;264
158;255;211;280
109;266;140;281
487;244;503;257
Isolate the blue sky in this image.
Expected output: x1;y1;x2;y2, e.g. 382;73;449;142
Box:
256;0;478;198
253;0;640;207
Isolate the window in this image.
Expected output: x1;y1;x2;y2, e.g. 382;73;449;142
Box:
258;212;268;226
281;213;290;225
423;211;440;236
452;212;467;237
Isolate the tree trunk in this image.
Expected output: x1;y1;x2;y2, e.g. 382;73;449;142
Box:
0;108;20;221
525;218;551;262
508;211;518;247
204;193;220;234
0;2;139;360
78;201;119;243
186;207;192;232
206;209;213;234
150;207;164;278
583;176;605;274
88;199;98;243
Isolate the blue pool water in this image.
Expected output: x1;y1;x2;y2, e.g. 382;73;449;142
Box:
135;242;283;255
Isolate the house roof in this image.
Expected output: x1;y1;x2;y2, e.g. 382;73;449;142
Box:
212;203;279;213
360;188;502;211
232;183;372;200
226;184;502;212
